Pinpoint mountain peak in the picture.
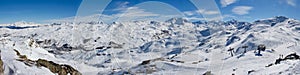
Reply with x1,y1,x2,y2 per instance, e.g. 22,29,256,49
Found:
11,21,38,27
274,16,288,19
254,16,289,25
272,16,289,22
165,17,189,25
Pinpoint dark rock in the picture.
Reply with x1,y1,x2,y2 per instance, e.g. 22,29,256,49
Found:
2,33,11,37
95,46,105,49
166,48,182,55
247,70,255,74
140,60,151,65
108,41,123,48
83,39,91,43
104,59,111,63
265,63,273,67
36,59,81,75
274,53,300,64
140,42,153,53
203,71,212,75
199,29,210,36
0,52,4,75
226,36,240,46
14,49,81,75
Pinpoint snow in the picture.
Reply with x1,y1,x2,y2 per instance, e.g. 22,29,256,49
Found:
0,16,300,75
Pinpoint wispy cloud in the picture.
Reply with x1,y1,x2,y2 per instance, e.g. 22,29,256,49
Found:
183,9,221,21
120,7,159,17
232,6,253,15
220,0,237,7
183,9,219,16
46,7,182,23
286,0,296,6
196,9,219,15
113,1,130,11
183,11,194,16
114,7,162,22
185,16,224,21
223,14,236,19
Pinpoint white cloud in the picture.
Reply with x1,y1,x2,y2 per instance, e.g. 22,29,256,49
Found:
113,1,130,11
286,0,296,6
120,7,159,17
232,6,253,15
223,14,236,18
119,1,130,8
48,6,223,23
183,9,219,16
185,17,204,21
183,11,194,16
221,0,237,7
185,16,224,21
196,9,219,15
46,7,182,23
114,7,164,22
183,9,223,21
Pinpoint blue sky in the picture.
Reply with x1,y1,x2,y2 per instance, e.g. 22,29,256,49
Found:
0,0,81,23
0,0,299,24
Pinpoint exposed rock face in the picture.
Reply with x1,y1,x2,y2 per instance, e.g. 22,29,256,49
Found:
275,53,300,64
266,53,300,68
140,60,151,65
13,49,81,75
108,41,123,49
36,59,81,75
0,52,4,75
203,71,212,75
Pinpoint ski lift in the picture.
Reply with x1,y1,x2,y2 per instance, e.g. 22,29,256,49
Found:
228,47,235,56
256,44,266,56
258,44,266,51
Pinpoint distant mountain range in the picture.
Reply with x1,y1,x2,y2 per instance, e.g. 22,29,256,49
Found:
0,16,300,75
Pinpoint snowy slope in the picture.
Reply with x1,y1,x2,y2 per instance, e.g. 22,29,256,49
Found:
0,16,300,75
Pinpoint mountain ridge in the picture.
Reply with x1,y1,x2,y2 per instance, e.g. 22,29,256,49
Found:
0,16,300,75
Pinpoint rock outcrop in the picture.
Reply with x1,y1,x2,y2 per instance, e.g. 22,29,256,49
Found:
0,51,4,75
203,71,212,75
13,49,81,75
275,53,300,64
36,59,81,75
266,53,300,67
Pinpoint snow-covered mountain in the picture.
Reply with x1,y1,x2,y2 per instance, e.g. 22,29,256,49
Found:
0,16,300,75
